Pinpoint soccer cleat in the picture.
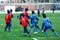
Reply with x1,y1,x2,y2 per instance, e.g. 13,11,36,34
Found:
42,30,44,32
28,33,31,37
24,33,28,36
34,32,38,34
33,38,38,40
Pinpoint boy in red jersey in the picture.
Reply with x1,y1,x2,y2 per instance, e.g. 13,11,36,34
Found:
24,8,29,18
10,9,13,18
19,13,30,36
5,10,12,32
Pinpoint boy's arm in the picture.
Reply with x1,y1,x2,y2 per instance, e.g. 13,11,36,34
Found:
41,23,45,32
20,20,22,25
36,17,39,21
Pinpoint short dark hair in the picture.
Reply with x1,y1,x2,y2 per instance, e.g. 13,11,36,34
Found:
7,10,10,14
42,14,46,18
25,8,28,11
10,9,12,12
32,11,35,14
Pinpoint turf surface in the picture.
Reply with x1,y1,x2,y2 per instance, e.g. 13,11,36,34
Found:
0,13,60,40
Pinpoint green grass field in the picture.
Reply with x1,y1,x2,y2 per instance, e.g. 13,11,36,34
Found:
0,13,60,40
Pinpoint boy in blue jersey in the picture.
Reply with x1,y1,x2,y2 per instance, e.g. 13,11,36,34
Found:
30,11,41,34
42,14,59,37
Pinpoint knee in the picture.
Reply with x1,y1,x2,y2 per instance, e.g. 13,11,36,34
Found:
31,26,33,28
51,29,54,32
44,29,46,32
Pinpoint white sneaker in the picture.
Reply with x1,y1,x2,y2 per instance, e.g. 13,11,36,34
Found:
34,32,38,34
42,30,44,32
33,38,38,40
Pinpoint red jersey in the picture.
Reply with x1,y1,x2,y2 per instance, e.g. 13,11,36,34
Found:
24,11,28,17
5,14,11,24
20,16,28,27
9,11,13,18
10,12,12,15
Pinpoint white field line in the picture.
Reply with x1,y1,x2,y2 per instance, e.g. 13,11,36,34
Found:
33,36,60,39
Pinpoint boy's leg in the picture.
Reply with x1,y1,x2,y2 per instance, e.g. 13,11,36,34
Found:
8,22,12,32
53,10,54,14
8,27,10,32
30,26,33,33
44,28,48,37
51,29,59,37
36,25,42,32
24,27,29,34
33,27,37,32
5,24,8,31
24,27,26,33
33,27,38,34
24,27,27,36
32,24,37,33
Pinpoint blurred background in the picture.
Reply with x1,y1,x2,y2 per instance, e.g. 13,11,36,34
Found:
0,0,60,12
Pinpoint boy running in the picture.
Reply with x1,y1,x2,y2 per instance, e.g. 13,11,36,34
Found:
19,13,30,36
5,10,12,32
30,11,41,34
42,14,59,37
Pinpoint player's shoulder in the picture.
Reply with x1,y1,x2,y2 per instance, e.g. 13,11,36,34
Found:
33,14,36,16
46,18,50,20
43,18,48,21
31,14,35,16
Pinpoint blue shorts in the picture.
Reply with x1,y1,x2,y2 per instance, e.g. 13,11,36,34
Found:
8,21,12,28
32,23,37,27
44,26,53,31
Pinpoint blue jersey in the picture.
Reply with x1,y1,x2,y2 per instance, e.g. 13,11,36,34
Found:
30,14,37,24
42,18,52,27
